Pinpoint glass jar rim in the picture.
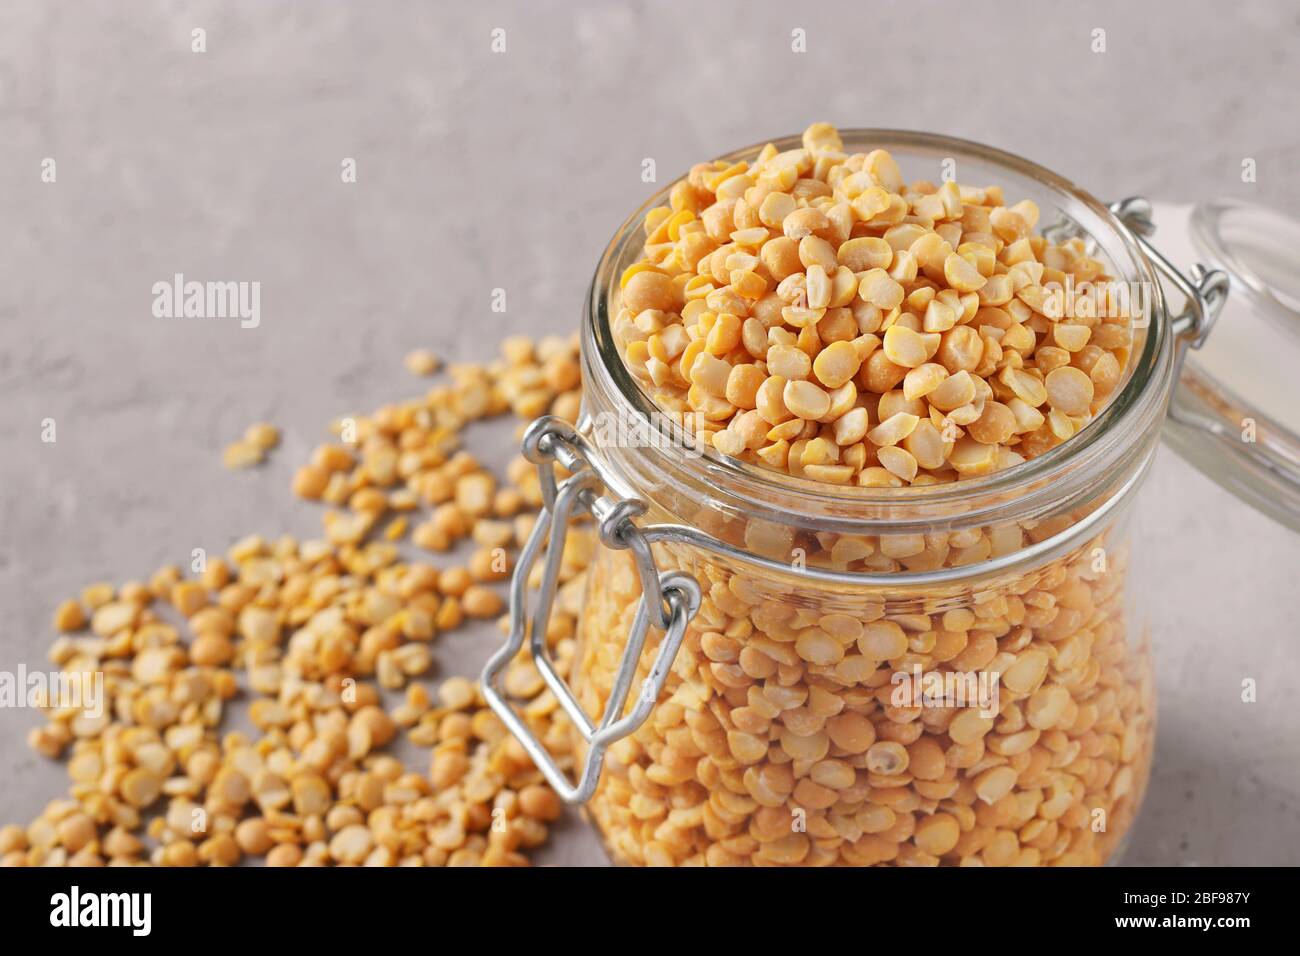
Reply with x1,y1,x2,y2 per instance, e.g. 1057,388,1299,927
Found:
583,128,1173,534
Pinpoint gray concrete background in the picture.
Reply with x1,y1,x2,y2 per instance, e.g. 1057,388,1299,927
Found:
1,0,1297,865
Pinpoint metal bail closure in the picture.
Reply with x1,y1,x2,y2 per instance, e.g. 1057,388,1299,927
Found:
480,416,703,804
1109,197,1230,365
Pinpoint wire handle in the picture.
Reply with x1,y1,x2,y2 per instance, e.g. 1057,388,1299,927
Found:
480,416,702,804
1109,197,1229,355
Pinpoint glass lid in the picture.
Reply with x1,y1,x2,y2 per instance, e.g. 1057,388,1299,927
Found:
1148,198,1300,531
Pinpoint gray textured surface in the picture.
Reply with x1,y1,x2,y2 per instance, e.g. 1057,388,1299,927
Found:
1,0,1298,865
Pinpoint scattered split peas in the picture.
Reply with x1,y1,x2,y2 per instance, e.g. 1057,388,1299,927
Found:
223,422,279,470
291,335,581,557
8,340,585,868
613,122,1135,485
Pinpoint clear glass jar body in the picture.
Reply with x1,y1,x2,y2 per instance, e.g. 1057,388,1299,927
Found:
572,502,1155,866
563,131,1174,866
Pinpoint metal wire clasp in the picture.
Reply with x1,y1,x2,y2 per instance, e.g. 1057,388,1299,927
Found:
1110,197,1230,360
480,416,703,804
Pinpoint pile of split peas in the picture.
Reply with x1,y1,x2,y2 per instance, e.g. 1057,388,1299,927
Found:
3,339,590,867
614,122,1133,486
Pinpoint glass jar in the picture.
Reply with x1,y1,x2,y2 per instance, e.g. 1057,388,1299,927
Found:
482,130,1300,866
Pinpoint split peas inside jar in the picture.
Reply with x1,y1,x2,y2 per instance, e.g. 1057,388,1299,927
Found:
558,123,1157,866
613,122,1132,486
